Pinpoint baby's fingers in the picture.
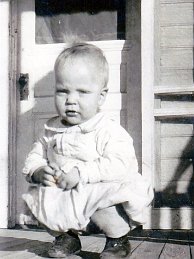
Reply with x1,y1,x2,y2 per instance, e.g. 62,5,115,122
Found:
43,180,57,187
44,166,55,176
44,174,56,183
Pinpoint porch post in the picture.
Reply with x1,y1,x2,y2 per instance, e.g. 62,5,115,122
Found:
0,0,10,228
141,0,155,228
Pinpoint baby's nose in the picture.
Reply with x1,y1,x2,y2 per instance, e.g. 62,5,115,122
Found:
66,92,78,104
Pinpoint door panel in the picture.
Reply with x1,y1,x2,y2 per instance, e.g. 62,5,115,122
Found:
16,0,131,225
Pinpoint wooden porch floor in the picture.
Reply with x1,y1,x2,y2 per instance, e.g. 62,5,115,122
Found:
0,229,194,258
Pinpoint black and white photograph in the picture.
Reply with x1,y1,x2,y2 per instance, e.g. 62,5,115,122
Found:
0,0,194,258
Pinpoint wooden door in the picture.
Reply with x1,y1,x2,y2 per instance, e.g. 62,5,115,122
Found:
15,0,138,226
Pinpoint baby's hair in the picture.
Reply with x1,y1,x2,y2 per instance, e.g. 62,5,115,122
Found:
54,43,109,88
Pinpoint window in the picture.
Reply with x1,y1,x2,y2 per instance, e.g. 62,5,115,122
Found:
35,0,126,43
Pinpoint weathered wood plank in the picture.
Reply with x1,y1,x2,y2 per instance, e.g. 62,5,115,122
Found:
160,69,193,86
0,238,32,250
161,0,194,3
160,159,193,182
80,235,105,253
130,231,166,259
0,236,20,244
189,231,194,257
0,242,52,259
161,136,194,158
161,99,194,109
160,3,193,25
154,107,194,118
160,231,191,258
0,230,191,258
154,86,194,95
160,49,193,69
161,26,193,48
0,229,53,242
0,240,50,257
161,122,193,137
150,209,194,229
130,232,166,258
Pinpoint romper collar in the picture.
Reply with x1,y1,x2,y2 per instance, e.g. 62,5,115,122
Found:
44,112,108,134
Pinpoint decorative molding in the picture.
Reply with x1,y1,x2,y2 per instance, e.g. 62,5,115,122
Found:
154,107,194,118
154,86,194,95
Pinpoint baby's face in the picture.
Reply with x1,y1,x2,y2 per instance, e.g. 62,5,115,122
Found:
55,58,107,126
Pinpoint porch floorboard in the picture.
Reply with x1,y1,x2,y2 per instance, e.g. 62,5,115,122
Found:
0,229,193,258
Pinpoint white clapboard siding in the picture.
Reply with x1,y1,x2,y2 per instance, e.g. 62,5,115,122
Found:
160,48,193,69
151,0,194,229
160,68,193,85
160,3,193,25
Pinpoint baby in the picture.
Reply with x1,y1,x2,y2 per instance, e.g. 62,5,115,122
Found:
23,43,153,258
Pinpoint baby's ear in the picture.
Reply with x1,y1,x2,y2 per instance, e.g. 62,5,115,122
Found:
99,87,108,106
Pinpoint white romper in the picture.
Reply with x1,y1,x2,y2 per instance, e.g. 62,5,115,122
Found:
23,112,153,232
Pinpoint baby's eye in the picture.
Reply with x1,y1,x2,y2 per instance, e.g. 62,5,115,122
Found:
78,90,90,94
56,89,69,94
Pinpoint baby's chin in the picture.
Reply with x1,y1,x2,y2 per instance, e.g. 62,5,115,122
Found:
60,117,83,127
60,115,95,127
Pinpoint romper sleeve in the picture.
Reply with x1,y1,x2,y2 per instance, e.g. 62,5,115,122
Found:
77,124,139,184
23,137,48,183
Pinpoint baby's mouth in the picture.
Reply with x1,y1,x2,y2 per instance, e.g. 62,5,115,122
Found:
66,110,79,116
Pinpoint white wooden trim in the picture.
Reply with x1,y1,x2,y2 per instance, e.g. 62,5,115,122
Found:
141,0,155,181
141,0,155,229
161,0,194,3
154,107,194,118
0,0,10,228
154,86,194,95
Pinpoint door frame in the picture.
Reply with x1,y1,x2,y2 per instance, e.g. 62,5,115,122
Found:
0,0,18,228
9,0,18,228
0,0,10,228
6,0,155,228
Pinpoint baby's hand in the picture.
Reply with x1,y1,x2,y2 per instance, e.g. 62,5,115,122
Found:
54,170,67,189
57,167,80,190
32,166,56,187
